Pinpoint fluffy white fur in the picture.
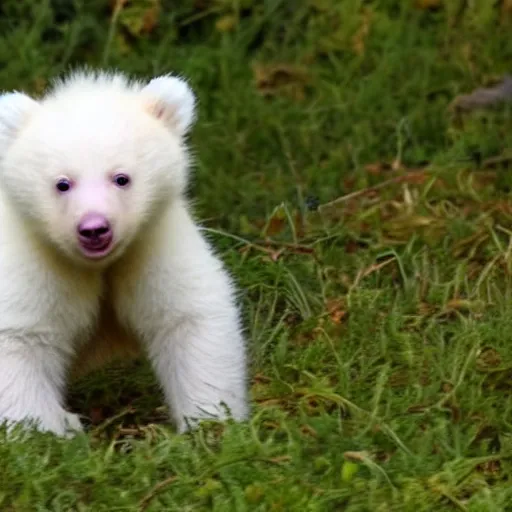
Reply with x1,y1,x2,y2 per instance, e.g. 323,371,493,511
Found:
0,69,248,436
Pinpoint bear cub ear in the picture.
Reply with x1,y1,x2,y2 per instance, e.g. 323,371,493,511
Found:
141,75,196,136
0,92,39,152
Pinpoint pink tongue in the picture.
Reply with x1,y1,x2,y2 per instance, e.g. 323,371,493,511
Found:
83,238,108,250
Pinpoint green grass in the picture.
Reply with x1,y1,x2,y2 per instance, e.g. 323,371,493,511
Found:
2,0,512,510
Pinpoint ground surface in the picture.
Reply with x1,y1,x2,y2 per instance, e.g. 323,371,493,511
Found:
1,1,512,510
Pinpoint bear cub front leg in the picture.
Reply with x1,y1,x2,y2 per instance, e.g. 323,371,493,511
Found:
112,203,249,433
0,336,83,436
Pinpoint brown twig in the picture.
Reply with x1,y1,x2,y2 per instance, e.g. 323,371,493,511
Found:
138,475,178,511
318,172,426,212
90,406,136,436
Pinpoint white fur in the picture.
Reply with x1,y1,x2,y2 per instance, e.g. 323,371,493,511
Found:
0,69,248,436
141,75,196,135
0,92,39,154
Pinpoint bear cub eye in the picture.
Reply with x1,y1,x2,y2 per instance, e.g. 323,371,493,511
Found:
56,178,71,193
113,173,130,188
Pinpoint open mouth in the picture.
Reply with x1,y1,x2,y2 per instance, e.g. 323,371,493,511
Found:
78,237,114,259
76,213,115,260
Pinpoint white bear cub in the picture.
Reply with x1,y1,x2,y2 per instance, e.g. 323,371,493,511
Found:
0,69,248,436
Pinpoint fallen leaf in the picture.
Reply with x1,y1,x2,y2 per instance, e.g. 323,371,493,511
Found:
444,298,481,312
477,460,502,476
325,299,347,324
263,208,287,237
476,347,502,370
343,451,370,462
269,249,285,262
252,63,311,101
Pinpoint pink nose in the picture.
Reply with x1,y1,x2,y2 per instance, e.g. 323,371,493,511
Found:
77,213,112,251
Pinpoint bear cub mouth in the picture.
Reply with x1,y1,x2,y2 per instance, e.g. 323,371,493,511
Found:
78,233,114,259
77,214,114,260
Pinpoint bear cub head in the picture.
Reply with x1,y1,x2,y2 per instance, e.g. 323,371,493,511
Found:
0,69,196,267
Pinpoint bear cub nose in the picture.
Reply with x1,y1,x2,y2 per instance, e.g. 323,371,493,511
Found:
77,213,113,251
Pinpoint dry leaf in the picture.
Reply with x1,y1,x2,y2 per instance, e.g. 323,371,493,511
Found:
325,299,347,324
252,63,310,101
343,450,370,462
269,249,285,262
477,460,502,476
445,298,475,311
476,347,502,370
263,213,287,237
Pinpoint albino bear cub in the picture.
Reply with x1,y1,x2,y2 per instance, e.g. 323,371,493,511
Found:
0,69,248,436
